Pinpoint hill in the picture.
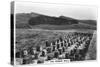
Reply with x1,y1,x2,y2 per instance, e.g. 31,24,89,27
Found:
79,20,97,26
14,12,96,30
60,16,97,26
28,15,78,25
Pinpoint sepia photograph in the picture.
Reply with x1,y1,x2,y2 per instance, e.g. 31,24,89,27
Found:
11,1,97,65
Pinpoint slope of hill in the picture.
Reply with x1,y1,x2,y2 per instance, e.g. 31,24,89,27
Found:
28,15,78,25
59,15,77,20
16,12,40,24
60,16,97,26
15,12,97,30
15,13,79,29
79,20,97,26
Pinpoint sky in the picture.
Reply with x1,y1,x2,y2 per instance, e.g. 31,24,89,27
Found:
15,1,98,20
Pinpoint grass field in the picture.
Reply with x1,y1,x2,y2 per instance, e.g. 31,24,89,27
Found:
16,29,67,51
30,24,96,30
15,29,96,54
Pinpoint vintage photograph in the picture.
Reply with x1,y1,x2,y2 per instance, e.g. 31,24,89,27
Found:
11,1,97,65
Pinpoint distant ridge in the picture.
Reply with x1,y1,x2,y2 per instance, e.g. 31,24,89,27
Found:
59,15,77,20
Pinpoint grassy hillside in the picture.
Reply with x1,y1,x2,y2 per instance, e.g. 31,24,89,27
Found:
16,13,40,24
14,12,96,30
79,20,97,26
28,15,78,25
